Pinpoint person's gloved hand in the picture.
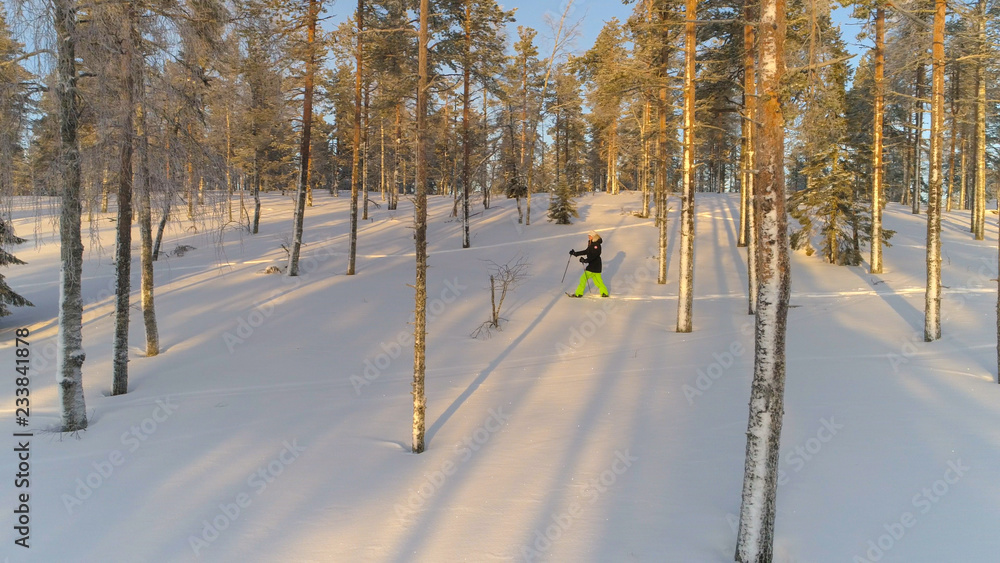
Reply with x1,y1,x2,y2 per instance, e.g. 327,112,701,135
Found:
569,250,574,255
579,257,586,264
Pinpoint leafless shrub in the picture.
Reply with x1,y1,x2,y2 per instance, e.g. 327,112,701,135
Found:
472,256,529,339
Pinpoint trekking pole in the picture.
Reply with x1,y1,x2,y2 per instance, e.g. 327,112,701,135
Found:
560,255,572,284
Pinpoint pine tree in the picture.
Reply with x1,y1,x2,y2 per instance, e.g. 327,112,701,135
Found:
0,219,33,317
546,179,578,224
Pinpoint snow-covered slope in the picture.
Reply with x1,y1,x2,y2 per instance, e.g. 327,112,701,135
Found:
1,191,997,562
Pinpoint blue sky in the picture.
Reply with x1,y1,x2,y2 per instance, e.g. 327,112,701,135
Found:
500,0,635,56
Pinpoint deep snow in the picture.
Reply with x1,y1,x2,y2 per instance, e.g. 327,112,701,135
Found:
1,190,998,562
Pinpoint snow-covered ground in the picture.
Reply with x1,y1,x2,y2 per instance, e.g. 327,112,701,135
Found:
1,190,998,562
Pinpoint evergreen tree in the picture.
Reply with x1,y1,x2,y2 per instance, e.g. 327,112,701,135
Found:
546,179,578,224
0,218,33,317
787,2,893,266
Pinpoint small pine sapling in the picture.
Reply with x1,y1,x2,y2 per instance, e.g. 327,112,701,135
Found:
547,179,578,224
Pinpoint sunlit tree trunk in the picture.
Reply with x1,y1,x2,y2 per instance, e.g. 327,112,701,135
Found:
676,0,696,333
744,0,757,314
924,0,944,342
735,0,791,556
972,0,986,240
657,85,668,285
870,6,885,274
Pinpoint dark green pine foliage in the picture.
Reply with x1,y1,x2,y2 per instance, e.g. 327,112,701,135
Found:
0,218,33,316
787,1,893,265
547,179,578,224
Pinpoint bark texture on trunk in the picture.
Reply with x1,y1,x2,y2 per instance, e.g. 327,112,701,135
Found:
412,0,429,454
735,0,791,557
54,0,88,431
287,0,318,277
925,0,945,342
677,0,697,333
870,7,885,275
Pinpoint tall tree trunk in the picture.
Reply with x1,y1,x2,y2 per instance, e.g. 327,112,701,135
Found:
112,11,136,396
744,0,757,314
959,135,967,211
413,0,429,454
461,0,472,248
226,107,233,222
363,83,370,220
287,0,318,276
658,85,668,285
392,103,402,211
946,62,957,213
642,100,651,217
870,6,885,274
912,64,924,215
925,0,945,342
972,0,986,240
348,0,363,274
186,127,194,221
735,0,791,556
54,0,88,431
133,9,158,357
380,118,386,201
677,0,696,333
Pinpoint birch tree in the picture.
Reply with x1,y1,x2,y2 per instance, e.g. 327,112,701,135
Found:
743,0,757,313
924,0,945,342
735,0,791,555
676,0,696,333
54,0,88,431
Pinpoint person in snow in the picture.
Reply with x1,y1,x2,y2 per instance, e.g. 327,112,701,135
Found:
569,231,609,297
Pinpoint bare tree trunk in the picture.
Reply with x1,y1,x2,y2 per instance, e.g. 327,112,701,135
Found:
973,0,986,240
870,7,885,274
287,0,318,276
657,85,668,285
112,10,136,396
413,0,429,454
186,128,194,221
946,62,958,213
132,10,158,357
54,0,88,431
348,0,363,274
912,64,924,215
677,0,696,333
642,99,651,218
735,0,791,556
959,135,967,211
226,107,233,222
744,0,757,314
380,118,386,201
461,1,472,248
363,84,370,220
925,0,944,342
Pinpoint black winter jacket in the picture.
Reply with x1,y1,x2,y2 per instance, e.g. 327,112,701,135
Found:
572,239,603,273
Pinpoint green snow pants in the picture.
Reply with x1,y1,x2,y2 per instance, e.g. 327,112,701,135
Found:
575,271,608,297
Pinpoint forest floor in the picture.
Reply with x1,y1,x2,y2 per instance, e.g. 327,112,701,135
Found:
1,190,998,562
